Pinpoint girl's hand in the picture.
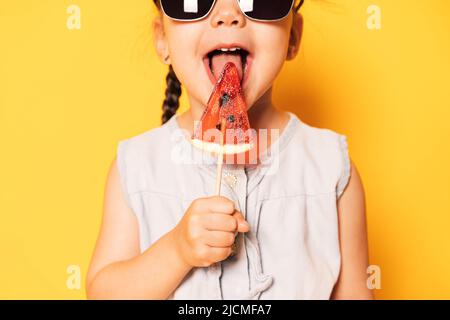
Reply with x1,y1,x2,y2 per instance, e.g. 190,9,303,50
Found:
173,196,250,268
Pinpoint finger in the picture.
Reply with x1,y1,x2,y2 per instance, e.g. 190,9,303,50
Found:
208,246,233,263
232,211,250,233
206,196,235,215
203,213,237,232
204,230,236,247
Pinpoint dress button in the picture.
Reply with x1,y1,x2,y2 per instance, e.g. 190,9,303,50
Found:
223,172,237,189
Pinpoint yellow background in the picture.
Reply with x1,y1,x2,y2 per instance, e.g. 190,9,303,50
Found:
1,0,449,299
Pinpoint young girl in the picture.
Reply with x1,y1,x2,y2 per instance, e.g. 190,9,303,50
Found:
86,0,372,300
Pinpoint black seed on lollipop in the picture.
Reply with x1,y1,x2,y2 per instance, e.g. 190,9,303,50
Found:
227,115,235,123
219,93,230,107
216,123,222,130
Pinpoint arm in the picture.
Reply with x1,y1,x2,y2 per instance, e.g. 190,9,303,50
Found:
330,159,374,300
86,159,192,300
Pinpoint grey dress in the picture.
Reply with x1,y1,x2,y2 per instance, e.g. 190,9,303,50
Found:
116,111,351,299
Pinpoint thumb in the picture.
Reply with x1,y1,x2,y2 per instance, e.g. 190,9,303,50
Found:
233,211,250,233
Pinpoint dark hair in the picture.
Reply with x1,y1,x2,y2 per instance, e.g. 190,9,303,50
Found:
152,2,182,125
161,65,182,124
153,0,305,124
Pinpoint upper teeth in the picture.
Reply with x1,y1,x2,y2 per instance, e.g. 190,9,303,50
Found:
219,47,241,52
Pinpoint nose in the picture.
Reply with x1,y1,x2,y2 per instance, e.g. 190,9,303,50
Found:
210,0,246,28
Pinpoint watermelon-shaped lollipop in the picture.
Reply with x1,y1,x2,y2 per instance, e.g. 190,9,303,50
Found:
190,62,254,257
191,62,254,157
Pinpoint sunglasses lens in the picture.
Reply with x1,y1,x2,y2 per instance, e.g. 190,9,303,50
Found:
160,0,215,20
239,0,294,20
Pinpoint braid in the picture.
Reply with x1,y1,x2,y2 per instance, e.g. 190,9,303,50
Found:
161,65,182,124
296,0,305,12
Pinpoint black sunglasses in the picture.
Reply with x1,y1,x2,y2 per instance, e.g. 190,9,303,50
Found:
159,0,304,22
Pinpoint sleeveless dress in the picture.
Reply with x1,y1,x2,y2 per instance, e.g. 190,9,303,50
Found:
116,111,351,299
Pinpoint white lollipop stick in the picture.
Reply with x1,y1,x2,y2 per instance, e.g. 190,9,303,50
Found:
215,118,226,196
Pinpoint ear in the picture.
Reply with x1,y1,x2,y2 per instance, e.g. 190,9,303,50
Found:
153,15,171,65
286,13,303,61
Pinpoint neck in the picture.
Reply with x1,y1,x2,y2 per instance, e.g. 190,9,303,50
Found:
247,87,281,132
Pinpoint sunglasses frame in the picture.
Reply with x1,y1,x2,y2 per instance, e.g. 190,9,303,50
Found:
159,0,304,23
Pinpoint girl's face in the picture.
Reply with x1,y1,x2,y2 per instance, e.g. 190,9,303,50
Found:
154,0,303,112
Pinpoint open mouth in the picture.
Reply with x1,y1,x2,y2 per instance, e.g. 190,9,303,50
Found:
203,46,251,87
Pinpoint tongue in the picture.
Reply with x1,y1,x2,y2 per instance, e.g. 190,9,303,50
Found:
211,53,243,82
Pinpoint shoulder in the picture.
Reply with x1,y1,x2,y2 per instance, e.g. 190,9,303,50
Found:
338,159,365,206
289,116,349,168
118,122,172,157
116,120,177,194
287,115,351,195
117,119,179,171
292,117,347,150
